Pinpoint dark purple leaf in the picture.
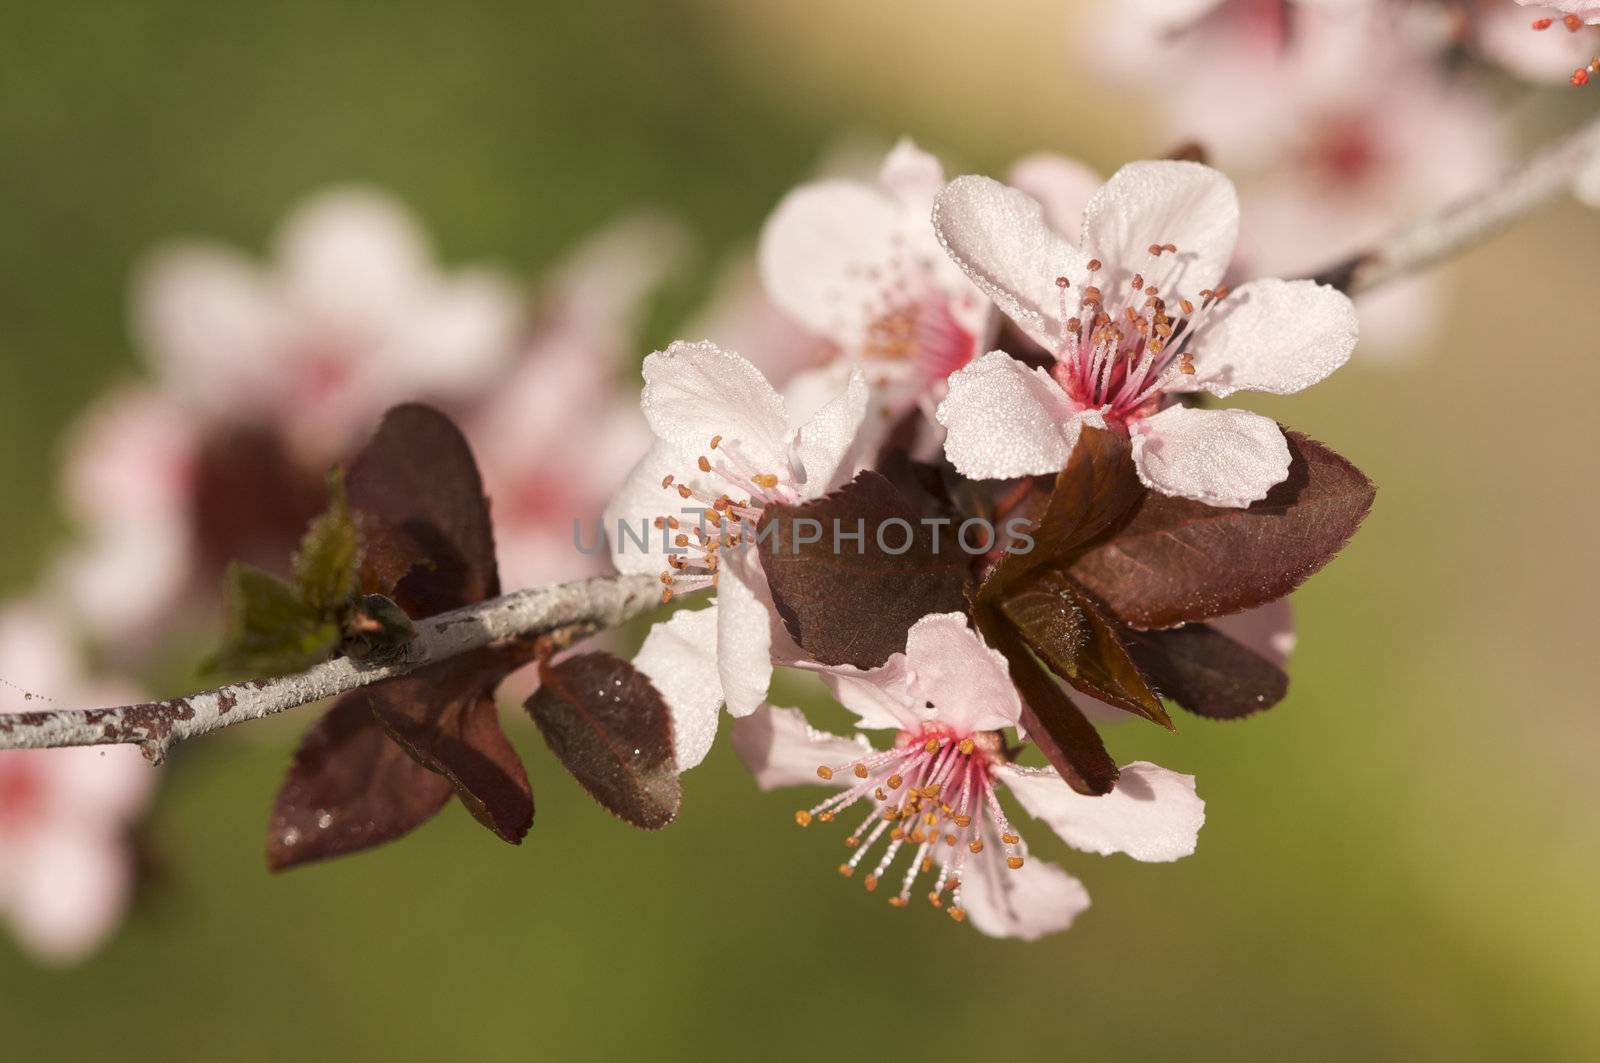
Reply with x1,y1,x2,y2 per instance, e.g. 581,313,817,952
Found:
1126,622,1289,720
758,471,970,669
346,403,499,613
192,425,327,581
267,692,453,871
525,653,680,830
976,608,1119,796
369,645,537,844
1068,430,1375,628
998,571,1172,729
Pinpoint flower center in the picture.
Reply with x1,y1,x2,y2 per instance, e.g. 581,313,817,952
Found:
863,293,977,382
795,725,1028,922
1048,252,1229,425
655,433,798,603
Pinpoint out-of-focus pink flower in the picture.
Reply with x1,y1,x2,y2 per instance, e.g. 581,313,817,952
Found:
469,213,687,592
730,613,1204,939
1095,2,1510,359
133,186,523,464
933,161,1357,508
0,601,155,965
682,255,838,390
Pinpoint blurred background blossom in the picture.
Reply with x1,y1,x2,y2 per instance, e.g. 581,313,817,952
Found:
0,1,1595,1059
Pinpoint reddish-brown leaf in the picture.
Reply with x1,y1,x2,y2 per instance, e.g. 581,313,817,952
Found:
1125,622,1289,720
757,471,971,669
369,645,537,844
976,608,1119,796
1068,431,1374,628
526,653,680,830
998,571,1172,729
267,692,453,871
346,403,499,613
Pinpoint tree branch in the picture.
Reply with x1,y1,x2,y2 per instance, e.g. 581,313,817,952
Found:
1311,111,1600,296
0,574,661,762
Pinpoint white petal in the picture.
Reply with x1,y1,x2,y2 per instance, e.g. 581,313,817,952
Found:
641,341,792,474
1131,406,1290,508
729,705,872,791
937,351,1081,479
1182,279,1357,398
960,846,1090,941
388,269,522,397
276,186,431,330
903,613,1022,733
6,828,132,965
1578,147,1600,209
716,549,776,718
633,606,724,772
758,179,904,347
878,137,946,214
602,438,689,575
1080,161,1238,299
1006,153,1102,239
932,175,1089,350
997,760,1205,862
801,654,924,731
1209,599,1295,669
131,243,283,412
791,368,869,495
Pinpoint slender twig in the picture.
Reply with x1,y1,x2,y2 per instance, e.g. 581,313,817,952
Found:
0,574,661,761
1311,111,1600,296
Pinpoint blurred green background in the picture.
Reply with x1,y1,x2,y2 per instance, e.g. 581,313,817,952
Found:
1,2,1596,1059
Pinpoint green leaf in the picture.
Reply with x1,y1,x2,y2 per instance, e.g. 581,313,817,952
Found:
204,563,340,676
999,570,1172,730
293,467,361,619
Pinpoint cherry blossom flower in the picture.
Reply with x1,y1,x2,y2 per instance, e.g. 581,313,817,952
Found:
730,613,1204,939
932,160,1358,507
758,139,990,437
0,601,155,964
603,340,868,747
1474,2,1600,82
1515,0,1600,24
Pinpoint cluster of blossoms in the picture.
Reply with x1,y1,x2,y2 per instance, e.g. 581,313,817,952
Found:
601,146,1367,937
1,189,688,962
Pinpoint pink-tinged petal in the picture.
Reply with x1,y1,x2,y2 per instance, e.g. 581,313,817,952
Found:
801,654,924,732
1514,0,1600,24
758,179,904,347
633,606,724,771
275,186,431,330
997,760,1205,862
878,137,946,214
1348,274,1440,364
792,368,869,495
1131,406,1290,508
937,351,1081,479
641,341,791,474
1079,160,1238,299
60,388,197,528
389,269,523,398
603,438,687,575
1210,598,1295,669
6,828,132,965
1182,278,1357,398
903,613,1022,733
685,254,836,388
1482,4,1600,82
1006,153,1103,239
1576,150,1600,209
131,242,283,412
729,704,872,791
716,549,776,718
932,176,1090,350
544,211,690,358
959,846,1091,941
51,520,192,644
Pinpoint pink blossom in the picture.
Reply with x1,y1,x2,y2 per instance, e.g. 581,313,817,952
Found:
758,139,991,439
0,602,155,964
604,340,868,737
1515,0,1600,23
932,160,1357,507
730,614,1204,939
